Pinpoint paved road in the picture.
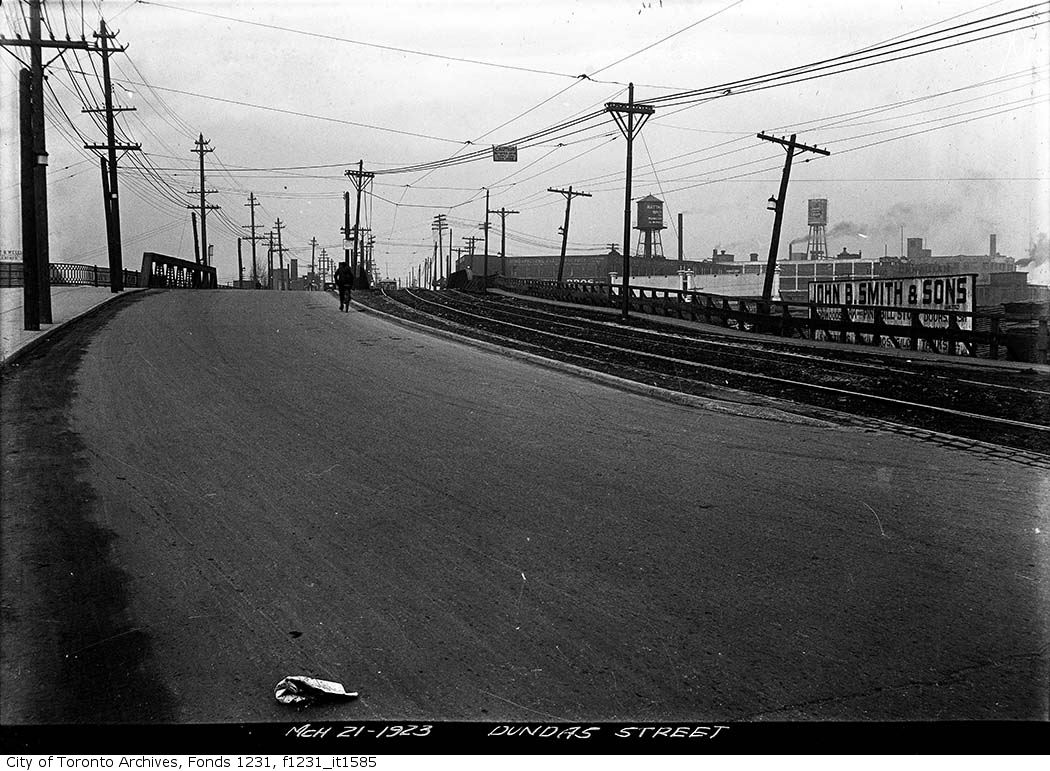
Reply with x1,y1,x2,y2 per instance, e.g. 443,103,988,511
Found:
2,289,1047,723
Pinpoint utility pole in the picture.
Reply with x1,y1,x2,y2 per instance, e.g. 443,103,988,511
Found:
19,69,39,329
756,132,830,303
267,231,275,289
188,134,219,270
487,206,520,278
25,0,51,320
548,186,592,283
432,214,448,287
319,248,328,285
342,191,351,270
1,1,101,323
274,218,288,290
345,161,374,285
310,236,318,285
82,19,139,293
463,235,479,260
2,7,144,318
237,238,244,287
243,192,264,288
191,211,201,265
606,83,655,320
447,227,453,280
367,234,376,284
677,212,684,267
482,189,491,287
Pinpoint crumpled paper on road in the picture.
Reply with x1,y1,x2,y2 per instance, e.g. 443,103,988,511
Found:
274,676,359,706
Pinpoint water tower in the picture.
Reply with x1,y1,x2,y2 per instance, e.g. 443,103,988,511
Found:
635,194,666,260
806,198,828,260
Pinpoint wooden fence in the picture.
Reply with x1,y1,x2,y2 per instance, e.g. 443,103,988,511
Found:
495,277,1049,364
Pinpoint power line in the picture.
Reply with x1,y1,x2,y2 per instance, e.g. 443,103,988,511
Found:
641,4,1049,109
136,0,588,81
590,0,744,78
58,68,468,144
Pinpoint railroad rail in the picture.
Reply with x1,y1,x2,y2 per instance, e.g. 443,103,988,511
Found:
364,288,1050,458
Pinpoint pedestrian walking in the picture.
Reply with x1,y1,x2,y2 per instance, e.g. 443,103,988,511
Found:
334,261,353,312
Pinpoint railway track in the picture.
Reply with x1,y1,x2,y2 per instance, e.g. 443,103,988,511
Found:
359,288,1050,459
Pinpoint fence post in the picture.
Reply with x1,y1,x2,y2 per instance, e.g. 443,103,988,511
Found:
872,308,882,347
910,310,921,351
989,317,1000,359
780,303,790,337
1038,318,1048,365
93,265,99,287
840,305,849,343
947,312,959,356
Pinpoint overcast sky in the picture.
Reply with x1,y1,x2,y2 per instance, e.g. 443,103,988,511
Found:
2,0,1048,285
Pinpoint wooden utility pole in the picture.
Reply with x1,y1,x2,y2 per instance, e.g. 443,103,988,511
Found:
243,192,263,288
549,186,591,283
756,132,830,303
84,19,139,292
488,206,520,278
274,218,288,290
482,188,490,287
28,1,50,320
345,161,374,285
18,69,39,330
237,238,244,287
367,234,376,284
310,236,318,285
191,212,201,265
432,214,448,287
677,212,684,267
267,231,275,289
188,134,219,269
463,235,479,259
3,6,140,320
342,191,351,269
606,83,655,320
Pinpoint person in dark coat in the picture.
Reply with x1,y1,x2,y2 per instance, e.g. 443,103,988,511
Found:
334,261,353,312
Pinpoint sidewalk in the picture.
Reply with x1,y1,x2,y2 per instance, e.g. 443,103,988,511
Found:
0,285,144,366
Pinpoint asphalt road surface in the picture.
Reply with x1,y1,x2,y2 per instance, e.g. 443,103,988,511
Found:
2,289,1047,724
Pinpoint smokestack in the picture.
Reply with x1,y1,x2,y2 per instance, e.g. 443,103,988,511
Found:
989,234,997,258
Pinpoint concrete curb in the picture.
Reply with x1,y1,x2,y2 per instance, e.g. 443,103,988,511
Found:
0,288,149,371
349,297,841,429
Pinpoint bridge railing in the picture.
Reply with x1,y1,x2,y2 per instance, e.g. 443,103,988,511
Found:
50,262,143,288
0,261,142,288
494,276,1049,363
139,252,217,289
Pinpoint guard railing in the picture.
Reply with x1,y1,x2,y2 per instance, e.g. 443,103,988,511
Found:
494,277,1049,364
